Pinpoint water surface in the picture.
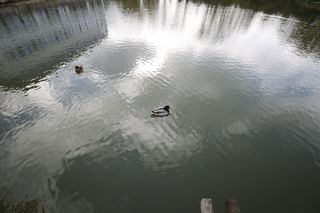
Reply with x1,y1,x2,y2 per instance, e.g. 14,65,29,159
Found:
0,0,320,213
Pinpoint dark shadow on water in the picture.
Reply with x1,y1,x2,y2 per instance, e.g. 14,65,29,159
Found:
0,189,46,213
53,119,320,213
55,130,205,213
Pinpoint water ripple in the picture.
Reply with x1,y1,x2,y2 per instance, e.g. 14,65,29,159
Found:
1,0,320,212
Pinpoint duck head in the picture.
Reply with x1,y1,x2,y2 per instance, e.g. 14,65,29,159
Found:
163,105,170,112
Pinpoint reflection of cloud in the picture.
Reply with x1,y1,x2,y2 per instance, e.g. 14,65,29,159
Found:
1,0,320,177
226,120,252,136
1,0,320,210
105,0,319,102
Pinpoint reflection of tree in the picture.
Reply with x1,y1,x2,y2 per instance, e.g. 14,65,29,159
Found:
290,22,320,58
120,0,139,10
296,0,320,11
1,0,318,90
0,0,108,89
198,0,319,19
0,190,45,213
117,0,320,18
129,0,320,58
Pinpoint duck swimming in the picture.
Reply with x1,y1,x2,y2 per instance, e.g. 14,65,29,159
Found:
75,65,84,74
151,105,170,117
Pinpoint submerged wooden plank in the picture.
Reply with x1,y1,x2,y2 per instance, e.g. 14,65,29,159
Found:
200,198,214,213
225,199,241,213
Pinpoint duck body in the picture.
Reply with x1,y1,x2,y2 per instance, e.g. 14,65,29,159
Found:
151,105,170,117
75,65,84,74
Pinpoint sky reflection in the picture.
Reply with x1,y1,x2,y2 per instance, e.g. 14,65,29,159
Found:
0,0,320,212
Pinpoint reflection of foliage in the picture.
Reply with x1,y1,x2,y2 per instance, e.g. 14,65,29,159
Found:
200,0,320,58
0,191,45,213
0,0,108,90
290,22,320,58
191,0,319,19
119,0,320,26
120,0,139,9
296,0,320,11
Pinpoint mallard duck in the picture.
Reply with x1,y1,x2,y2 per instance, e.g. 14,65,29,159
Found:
151,105,170,117
75,65,83,74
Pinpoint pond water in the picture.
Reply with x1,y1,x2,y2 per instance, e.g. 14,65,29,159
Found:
0,0,320,212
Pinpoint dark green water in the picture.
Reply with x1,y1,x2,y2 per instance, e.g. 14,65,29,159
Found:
0,0,320,212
